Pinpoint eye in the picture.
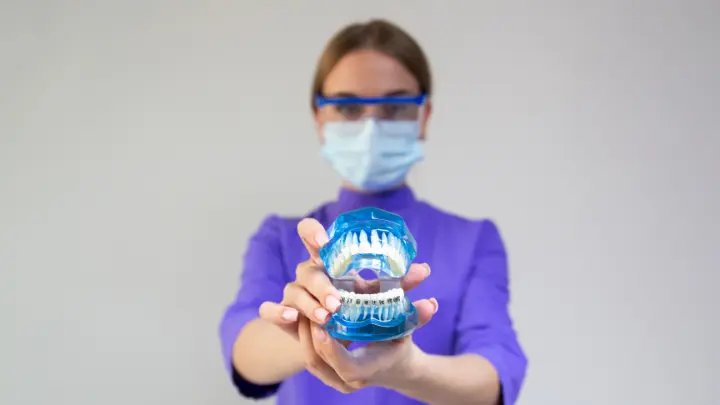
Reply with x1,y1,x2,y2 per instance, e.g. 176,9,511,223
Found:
381,103,409,119
334,104,364,119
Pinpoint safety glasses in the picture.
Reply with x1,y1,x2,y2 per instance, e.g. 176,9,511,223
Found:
315,94,427,122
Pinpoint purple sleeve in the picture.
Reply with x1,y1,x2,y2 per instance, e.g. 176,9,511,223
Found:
218,215,290,399
454,219,528,405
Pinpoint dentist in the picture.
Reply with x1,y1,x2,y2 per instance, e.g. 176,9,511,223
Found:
219,19,528,405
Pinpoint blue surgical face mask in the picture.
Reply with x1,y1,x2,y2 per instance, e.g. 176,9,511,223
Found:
320,118,424,192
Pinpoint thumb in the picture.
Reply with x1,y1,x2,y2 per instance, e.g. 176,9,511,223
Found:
412,298,438,328
297,218,329,264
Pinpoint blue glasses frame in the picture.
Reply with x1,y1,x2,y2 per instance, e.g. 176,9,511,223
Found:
315,94,427,107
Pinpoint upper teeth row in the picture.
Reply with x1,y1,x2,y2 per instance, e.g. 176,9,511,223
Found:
327,230,407,277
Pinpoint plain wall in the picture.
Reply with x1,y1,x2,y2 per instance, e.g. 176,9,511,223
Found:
2,1,718,404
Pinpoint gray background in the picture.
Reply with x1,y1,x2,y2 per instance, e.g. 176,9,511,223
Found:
1,1,718,404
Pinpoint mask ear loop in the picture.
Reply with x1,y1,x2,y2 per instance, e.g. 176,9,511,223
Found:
418,104,426,139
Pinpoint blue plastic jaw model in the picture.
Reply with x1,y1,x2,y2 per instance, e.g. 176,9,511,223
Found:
319,207,419,342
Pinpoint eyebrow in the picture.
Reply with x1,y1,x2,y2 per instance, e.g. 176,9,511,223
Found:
324,89,417,98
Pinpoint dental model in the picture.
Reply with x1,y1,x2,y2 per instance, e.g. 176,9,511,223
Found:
319,207,419,342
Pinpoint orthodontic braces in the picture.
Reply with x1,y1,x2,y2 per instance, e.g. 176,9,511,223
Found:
337,289,406,322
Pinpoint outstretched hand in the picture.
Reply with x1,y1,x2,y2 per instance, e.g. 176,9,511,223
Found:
257,217,438,393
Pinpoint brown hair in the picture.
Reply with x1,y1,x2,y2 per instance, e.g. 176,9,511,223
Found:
310,19,432,109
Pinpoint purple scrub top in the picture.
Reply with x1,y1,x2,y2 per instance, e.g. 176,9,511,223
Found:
219,185,528,405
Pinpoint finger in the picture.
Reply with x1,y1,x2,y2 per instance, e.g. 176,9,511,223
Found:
354,277,380,294
296,261,342,313
282,283,331,324
298,317,356,393
412,298,439,328
310,322,366,386
258,301,299,324
352,262,430,295
346,270,381,297
385,298,438,344
400,263,431,292
297,218,329,264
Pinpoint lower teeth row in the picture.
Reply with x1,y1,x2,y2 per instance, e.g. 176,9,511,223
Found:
337,289,407,322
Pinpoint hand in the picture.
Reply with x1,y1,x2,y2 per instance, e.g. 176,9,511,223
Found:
257,217,436,393
307,297,437,392
258,217,431,339
256,217,335,340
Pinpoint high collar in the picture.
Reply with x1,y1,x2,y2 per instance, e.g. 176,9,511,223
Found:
330,185,418,217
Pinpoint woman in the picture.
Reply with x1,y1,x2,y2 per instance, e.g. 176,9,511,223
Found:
219,19,527,405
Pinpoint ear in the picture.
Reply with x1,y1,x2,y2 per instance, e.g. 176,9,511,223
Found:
419,99,432,141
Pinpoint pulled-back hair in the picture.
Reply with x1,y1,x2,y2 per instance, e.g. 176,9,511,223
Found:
310,19,432,109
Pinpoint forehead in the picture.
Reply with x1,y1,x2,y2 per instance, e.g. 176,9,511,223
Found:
322,49,421,97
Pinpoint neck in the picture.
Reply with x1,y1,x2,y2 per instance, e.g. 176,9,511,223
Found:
341,180,408,194
331,181,416,218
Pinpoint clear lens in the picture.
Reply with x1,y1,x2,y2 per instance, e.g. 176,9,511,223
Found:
316,94,426,122
323,102,421,121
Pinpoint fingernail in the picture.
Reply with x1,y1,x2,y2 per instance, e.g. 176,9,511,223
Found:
312,325,327,342
281,309,298,321
314,307,330,323
430,297,439,314
325,295,341,312
315,233,329,247
423,263,432,276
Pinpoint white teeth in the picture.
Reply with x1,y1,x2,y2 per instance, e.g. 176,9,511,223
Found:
371,230,381,247
351,233,359,255
327,231,407,277
338,289,406,322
